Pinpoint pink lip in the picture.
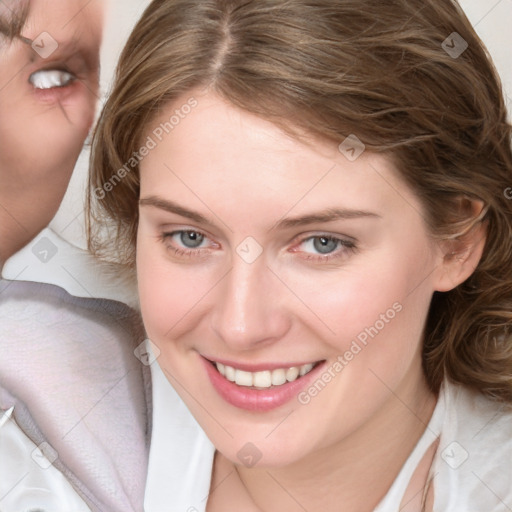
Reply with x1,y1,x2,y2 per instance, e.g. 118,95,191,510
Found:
202,358,326,412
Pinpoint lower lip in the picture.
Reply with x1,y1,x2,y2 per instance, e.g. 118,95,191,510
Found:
34,84,72,100
34,81,84,105
203,358,325,412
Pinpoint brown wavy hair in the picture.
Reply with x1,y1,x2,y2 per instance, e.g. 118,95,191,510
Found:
88,0,512,401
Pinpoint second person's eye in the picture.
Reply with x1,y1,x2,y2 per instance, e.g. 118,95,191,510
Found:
29,69,76,90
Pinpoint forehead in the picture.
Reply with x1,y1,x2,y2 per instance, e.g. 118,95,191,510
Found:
139,91,425,229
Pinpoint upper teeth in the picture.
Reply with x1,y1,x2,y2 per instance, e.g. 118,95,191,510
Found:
215,362,314,388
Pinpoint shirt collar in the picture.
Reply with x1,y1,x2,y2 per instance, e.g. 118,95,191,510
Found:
1,227,138,308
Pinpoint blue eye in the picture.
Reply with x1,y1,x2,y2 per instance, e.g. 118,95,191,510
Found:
160,229,215,259
302,236,347,255
29,69,75,89
176,230,205,248
292,234,357,262
312,236,339,254
162,229,213,250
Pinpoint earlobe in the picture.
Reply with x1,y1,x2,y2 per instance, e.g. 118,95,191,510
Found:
434,218,487,293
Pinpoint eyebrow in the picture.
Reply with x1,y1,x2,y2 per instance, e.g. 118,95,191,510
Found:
139,196,380,229
274,208,381,229
139,196,210,224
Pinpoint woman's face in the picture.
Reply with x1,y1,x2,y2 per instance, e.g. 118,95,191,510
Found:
137,92,447,467
0,0,101,255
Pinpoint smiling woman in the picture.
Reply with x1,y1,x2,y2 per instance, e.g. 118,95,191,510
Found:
0,0,101,266
89,0,512,510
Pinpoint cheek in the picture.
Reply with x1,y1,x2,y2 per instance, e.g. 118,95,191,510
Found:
307,271,407,339
0,83,94,179
33,84,96,166
136,236,212,343
56,81,97,134
287,240,436,357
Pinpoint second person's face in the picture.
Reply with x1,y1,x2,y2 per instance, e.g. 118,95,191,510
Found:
0,0,102,254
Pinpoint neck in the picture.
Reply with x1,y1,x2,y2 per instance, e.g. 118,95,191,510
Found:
229,369,437,512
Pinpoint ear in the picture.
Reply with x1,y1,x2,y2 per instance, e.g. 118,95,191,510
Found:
433,199,487,293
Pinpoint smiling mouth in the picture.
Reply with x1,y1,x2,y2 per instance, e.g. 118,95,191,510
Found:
212,361,322,389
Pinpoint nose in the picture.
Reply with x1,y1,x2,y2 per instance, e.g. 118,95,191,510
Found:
210,255,291,350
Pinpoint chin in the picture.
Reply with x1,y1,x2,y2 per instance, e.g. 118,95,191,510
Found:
210,424,316,470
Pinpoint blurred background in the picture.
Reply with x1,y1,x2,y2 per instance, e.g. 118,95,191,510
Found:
50,0,512,249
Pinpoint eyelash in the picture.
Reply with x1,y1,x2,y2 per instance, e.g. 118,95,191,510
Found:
160,230,357,263
160,230,213,259
291,235,357,263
